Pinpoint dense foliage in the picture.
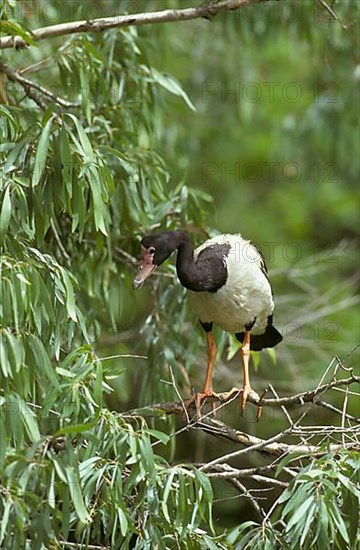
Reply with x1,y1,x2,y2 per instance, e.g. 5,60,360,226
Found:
0,0,359,548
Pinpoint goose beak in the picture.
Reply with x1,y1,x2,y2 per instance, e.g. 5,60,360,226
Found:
133,246,157,290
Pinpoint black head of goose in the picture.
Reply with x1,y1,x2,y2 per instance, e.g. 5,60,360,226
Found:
133,230,282,414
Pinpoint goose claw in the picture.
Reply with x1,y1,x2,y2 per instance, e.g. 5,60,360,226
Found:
184,391,220,418
241,385,262,419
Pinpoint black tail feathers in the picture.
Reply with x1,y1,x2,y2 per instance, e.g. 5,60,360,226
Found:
236,323,283,352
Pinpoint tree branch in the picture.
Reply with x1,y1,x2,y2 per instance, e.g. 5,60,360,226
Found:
193,416,359,463
0,61,79,108
124,370,360,467
227,477,266,519
125,374,360,419
0,0,263,50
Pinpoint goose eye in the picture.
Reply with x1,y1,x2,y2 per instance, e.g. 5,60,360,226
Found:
148,247,156,254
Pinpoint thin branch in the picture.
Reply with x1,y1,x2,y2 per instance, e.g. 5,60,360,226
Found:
207,468,289,488
195,417,359,467
228,478,266,520
267,383,294,426
50,219,71,261
316,0,340,23
0,62,80,108
315,399,359,423
197,462,299,479
125,375,360,418
124,361,360,467
0,1,263,50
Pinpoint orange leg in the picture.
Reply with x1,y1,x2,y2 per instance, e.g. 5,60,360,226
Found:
194,332,219,414
240,330,262,418
240,330,252,410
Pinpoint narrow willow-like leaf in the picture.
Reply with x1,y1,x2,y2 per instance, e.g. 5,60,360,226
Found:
0,500,12,545
59,126,73,198
162,469,176,523
65,465,91,524
28,334,59,388
328,502,350,544
48,468,56,510
0,105,19,133
0,185,11,245
148,68,196,111
117,506,128,537
300,502,316,546
93,360,103,407
0,334,10,378
66,113,94,161
5,332,24,373
31,118,53,187
87,167,108,236
55,422,96,436
145,429,170,445
59,267,78,322
18,396,41,442
285,496,314,533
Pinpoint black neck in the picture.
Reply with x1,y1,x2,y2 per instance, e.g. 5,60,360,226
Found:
171,231,225,292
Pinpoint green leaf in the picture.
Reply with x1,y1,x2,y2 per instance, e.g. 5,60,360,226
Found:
48,468,56,510
65,465,91,524
275,452,307,477
117,506,128,537
60,126,73,197
139,435,154,473
337,472,359,498
300,502,316,546
59,268,77,322
93,360,103,407
162,469,176,523
0,20,37,46
5,332,24,373
0,105,19,132
87,167,108,236
66,113,94,161
226,334,241,361
19,397,41,442
329,502,350,544
55,422,96,436
28,334,59,389
285,496,314,532
0,185,11,245
149,68,196,111
145,429,170,445
0,500,12,545
31,118,53,187
0,334,10,378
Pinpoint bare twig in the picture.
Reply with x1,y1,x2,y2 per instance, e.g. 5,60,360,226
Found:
315,399,359,423
0,62,80,108
228,478,266,520
267,383,294,426
196,416,359,466
316,0,340,23
50,219,71,261
0,0,264,50
207,466,289,488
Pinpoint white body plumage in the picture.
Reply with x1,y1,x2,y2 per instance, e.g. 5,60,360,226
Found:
188,234,274,335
